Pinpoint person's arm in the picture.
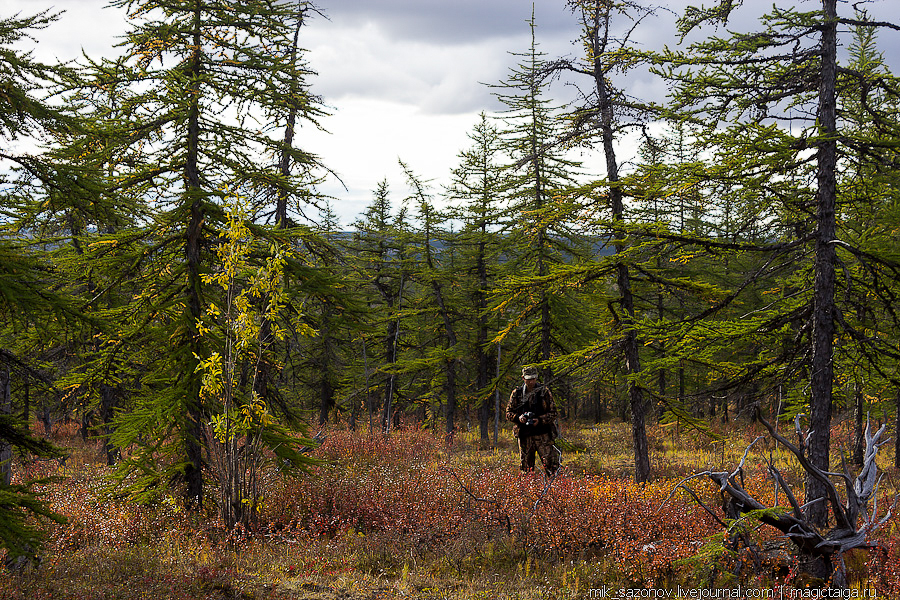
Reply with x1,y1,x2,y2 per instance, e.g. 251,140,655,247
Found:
538,387,557,426
506,388,523,423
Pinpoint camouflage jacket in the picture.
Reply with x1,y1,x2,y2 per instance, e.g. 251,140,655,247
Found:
505,384,558,439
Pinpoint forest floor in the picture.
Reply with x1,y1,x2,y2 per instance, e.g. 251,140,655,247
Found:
1,417,898,599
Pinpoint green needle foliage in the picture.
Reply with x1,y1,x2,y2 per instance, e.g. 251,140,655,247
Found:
0,413,66,568
0,10,78,567
446,114,508,442
646,0,900,548
346,181,415,433
65,0,331,506
491,15,592,387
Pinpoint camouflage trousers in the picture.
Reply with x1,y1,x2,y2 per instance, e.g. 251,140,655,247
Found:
517,432,560,476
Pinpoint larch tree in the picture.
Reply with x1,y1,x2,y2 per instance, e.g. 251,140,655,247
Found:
0,10,86,566
653,0,900,576
399,162,463,437
834,19,900,469
251,0,329,425
492,15,588,391
348,181,412,433
446,113,507,444
85,0,328,507
542,0,660,481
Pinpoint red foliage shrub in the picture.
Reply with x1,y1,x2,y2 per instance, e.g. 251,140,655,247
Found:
16,423,900,593
262,428,721,584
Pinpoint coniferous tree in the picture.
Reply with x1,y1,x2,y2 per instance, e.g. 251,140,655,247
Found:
651,1,900,575
397,161,464,437
81,0,328,506
0,10,83,566
278,225,363,428
492,15,589,396
833,19,900,467
541,0,661,480
447,114,508,443
348,182,412,433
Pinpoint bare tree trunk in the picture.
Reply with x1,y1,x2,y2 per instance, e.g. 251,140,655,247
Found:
80,407,92,442
805,0,838,536
894,387,900,469
182,1,206,508
445,362,457,440
853,384,864,467
21,375,29,426
318,367,334,426
99,384,120,466
426,272,459,439
349,397,358,431
656,257,667,400
0,370,11,486
274,2,305,230
476,243,492,444
382,318,398,434
587,4,650,482
255,4,309,424
362,339,372,433
40,402,51,437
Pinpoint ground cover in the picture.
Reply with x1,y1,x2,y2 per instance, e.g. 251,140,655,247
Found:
1,419,898,598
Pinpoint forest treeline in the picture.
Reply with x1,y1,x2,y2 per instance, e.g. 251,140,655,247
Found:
2,0,900,567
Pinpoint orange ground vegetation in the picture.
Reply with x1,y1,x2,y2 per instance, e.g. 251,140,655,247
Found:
2,421,900,598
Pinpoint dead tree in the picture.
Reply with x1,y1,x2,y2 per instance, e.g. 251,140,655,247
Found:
667,413,894,587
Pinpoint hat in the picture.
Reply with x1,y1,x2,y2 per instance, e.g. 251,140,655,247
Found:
522,366,538,380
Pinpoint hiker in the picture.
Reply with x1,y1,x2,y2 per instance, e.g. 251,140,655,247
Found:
506,366,560,477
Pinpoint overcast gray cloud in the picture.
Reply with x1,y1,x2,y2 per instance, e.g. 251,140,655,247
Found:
303,20,521,115
6,0,900,224
301,0,585,116
315,0,578,46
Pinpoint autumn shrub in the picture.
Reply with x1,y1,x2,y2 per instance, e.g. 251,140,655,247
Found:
260,427,723,587
312,427,448,470
39,466,196,553
9,421,900,598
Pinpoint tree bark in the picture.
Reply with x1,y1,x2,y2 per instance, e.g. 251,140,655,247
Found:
893,387,900,468
476,238,492,443
99,384,120,466
0,370,11,486
529,95,552,366
274,2,305,230
182,0,206,508
318,348,335,426
428,273,459,438
586,3,650,482
894,387,900,469
805,0,838,532
382,316,398,433
853,384,864,467
21,375,29,425
40,402,51,436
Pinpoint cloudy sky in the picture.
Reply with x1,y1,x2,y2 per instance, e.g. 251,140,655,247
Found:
6,0,900,225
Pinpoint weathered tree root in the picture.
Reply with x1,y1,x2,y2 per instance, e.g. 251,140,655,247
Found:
664,412,895,587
